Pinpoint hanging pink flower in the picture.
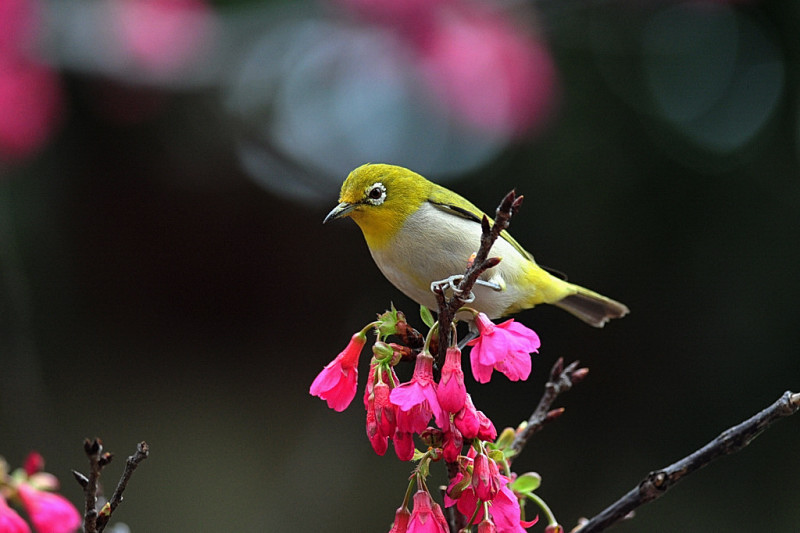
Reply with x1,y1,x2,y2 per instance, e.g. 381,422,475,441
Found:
454,394,480,439
441,421,463,463
390,352,446,434
478,516,498,533
476,408,497,442
366,401,389,456
437,346,467,414
17,484,81,533
0,496,30,533
468,313,540,383
407,491,448,533
388,505,411,533
472,453,501,502
310,331,367,411
393,429,415,462
445,453,536,533
488,483,535,533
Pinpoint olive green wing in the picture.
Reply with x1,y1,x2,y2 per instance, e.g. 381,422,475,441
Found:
427,183,536,263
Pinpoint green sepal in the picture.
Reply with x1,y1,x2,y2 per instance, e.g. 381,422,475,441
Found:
376,305,400,338
487,448,505,464
419,305,435,329
411,449,426,462
495,427,516,450
510,472,542,494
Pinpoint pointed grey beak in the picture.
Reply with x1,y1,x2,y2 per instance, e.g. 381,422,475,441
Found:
323,202,357,224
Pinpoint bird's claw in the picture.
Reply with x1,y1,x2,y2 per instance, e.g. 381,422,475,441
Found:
430,275,476,303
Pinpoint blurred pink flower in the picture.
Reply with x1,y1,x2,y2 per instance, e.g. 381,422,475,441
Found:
0,0,39,58
23,452,44,477
17,484,81,533
110,0,213,75
0,62,63,161
416,7,557,136
0,496,31,533
0,0,63,161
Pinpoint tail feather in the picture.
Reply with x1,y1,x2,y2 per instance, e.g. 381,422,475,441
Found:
554,286,629,328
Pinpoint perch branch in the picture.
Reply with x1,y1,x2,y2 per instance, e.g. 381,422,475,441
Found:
576,391,800,533
433,190,523,361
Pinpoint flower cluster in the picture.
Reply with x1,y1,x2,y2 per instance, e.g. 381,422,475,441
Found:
310,306,562,532
0,452,82,533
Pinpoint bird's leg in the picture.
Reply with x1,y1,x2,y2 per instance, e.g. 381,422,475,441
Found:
474,279,502,291
457,327,479,350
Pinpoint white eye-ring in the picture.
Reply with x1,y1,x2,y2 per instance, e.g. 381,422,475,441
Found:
365,182,387,205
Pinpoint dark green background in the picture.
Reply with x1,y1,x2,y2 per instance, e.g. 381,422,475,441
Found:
1,1,798,531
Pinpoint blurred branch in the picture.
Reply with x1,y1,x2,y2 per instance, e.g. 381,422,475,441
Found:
576,391,800,533
73,439,150,533
432,190,523,360
510,358,589,458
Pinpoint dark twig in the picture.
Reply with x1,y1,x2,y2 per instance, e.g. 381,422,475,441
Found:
510,358,589,458
74,439,149,533
434,190,523,362
576,391,800,533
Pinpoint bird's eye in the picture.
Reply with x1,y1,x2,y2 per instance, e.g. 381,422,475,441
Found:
365,182,387,205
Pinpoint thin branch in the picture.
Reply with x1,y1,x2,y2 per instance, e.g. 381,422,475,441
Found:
96,441,150,531
576,391,800,533
75,439,149,533
510,358,589,458
434,190,523,360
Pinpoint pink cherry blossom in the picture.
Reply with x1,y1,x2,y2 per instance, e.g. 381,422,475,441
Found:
478,517,498,533
468,313,540,384
388,505,411,533
310,332,366,411
441,421,463,463
366,402,389,456
454,393,480,439
393,429,415,461
0,496,30,533
445,454,535,533
407,491,448,533
17,484,81,533
436,346,467,414
472,453,501,502
390,352,446,434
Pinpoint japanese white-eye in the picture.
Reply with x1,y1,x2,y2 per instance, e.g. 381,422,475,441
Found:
324,163,629,327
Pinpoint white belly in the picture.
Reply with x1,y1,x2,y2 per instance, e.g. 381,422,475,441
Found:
369,202,534,318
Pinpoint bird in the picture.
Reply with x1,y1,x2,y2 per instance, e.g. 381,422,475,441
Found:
324,163,628,327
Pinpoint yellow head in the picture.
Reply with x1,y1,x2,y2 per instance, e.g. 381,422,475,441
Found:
324,163,433,249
